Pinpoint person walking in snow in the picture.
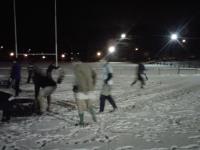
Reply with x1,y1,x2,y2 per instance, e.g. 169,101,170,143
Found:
10,58,21,96
26,61,34,83
46,62,60,112
73,59,97,126
32,64,63,114
0,91,12,122
99,58,117,113
131,62,148,88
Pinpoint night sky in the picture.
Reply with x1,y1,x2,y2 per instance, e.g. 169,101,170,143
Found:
0,0,200,60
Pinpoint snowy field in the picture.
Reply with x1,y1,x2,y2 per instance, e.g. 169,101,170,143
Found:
1,62,200,150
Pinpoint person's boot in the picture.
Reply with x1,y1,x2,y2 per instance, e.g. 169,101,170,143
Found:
88,107,97,122
79,113,84,126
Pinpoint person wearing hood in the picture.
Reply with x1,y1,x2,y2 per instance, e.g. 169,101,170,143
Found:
99,57,117,113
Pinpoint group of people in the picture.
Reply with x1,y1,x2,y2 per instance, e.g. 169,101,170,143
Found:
71,58,147,126
1,58,147,126
0,59,62,122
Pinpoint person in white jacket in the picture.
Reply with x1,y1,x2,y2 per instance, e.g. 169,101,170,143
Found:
99,58,117,113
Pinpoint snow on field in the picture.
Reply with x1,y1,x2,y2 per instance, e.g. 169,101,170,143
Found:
1,62,200,150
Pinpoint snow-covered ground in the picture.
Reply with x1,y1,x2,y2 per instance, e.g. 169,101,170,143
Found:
1,62,200,150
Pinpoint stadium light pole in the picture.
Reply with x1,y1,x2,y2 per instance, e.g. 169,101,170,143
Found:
13,0,18,58
55,0,58,66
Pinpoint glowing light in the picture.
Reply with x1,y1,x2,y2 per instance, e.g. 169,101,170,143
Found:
42,56,46,59
108,46,115,53
10,52,14,57
61,54,65,58
135,48,139,51
97,51,101,57
121,33,126,39
24,54,28,57
171,33,178,40
182,39,186,43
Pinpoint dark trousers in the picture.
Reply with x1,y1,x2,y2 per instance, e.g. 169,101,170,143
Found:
0,91,12,121
27,71,33,83
99,95,117,112
131,74,145,88
14,79,20,96
34,83,41,113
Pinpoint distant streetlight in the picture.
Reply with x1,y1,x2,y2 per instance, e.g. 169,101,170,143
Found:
0,45,3,49
10,52,15,57
24,54,28,57
121,33,126,39
61,54,65,58
108,46,115,53
42,56,46,59
97,51,101,57
135,48,139,51
182,39,186,43
170,33,178,41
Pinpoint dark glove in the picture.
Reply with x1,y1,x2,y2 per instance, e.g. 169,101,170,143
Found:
57,78,62,84
73,85,78,93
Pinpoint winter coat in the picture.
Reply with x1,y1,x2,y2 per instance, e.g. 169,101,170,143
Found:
102,62,113,85
47,64,59,78
33,66,57,88
138,63,145,74
10,62,21,80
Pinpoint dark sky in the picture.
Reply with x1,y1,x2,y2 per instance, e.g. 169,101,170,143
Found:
0,0,200,59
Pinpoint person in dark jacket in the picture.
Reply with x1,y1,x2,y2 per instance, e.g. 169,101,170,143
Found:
26,61,34,83
10,58,21,96
46,62,60,111
0,91,12,122
131,63,148,88
32,64,63,114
